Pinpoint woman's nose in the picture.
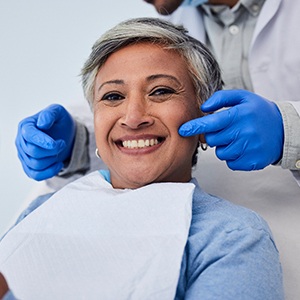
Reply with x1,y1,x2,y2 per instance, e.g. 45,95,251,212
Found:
120,99,154,129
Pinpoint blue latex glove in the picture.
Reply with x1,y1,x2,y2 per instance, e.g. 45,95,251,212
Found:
15,104,76,180
179,90,284,171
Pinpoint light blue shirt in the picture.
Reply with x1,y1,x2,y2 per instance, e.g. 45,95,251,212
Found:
2,291,16,300
201,0,265,91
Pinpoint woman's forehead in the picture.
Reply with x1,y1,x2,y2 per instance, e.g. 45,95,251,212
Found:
96,43,190,81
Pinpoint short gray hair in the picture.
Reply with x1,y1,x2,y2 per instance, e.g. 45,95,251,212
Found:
81,17,222,108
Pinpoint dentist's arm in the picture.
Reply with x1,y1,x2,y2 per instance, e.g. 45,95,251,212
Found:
179,90,284,171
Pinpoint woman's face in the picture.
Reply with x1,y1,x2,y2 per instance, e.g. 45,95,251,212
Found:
93,43,201,189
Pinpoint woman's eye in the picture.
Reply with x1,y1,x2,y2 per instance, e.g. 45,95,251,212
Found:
150,88,175,96
101,93,124,101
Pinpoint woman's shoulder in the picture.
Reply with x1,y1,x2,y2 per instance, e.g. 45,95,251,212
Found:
178,179,283,300
190,178,272,236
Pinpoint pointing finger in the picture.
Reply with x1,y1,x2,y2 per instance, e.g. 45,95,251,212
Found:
179,107,236,137
201,90,249,112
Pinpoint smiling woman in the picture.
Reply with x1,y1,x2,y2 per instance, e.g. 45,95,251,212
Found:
93,43,201,189
81,17,222,189
0,18,283,299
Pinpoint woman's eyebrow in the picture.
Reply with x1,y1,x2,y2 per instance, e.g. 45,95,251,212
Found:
146,74,181,85
98,80,124,92
97,74,180,92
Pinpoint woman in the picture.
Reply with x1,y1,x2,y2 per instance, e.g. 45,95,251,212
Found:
0,18,283,299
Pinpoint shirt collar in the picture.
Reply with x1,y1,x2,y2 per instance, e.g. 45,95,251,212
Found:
200,0,265,25
242,0,265,16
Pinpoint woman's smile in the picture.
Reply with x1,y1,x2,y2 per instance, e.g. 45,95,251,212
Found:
115,134,165,152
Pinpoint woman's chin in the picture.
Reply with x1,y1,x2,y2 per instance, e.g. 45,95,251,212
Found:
111,170,162,189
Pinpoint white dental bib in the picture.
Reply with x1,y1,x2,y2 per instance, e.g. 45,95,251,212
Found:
0,171,194,300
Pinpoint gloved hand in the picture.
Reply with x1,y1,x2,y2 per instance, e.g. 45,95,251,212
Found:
178,90,284,171
15,104,76,180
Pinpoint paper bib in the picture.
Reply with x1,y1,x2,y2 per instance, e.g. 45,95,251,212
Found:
0,171,194,300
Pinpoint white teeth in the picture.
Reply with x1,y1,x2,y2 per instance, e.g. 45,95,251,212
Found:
138,139,144,148
131,140,138,148
122,138,160,149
